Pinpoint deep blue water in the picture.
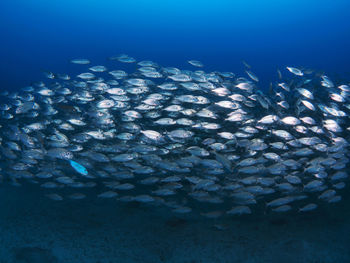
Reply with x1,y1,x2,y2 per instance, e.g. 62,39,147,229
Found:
1,0,350,90
1,1,350,262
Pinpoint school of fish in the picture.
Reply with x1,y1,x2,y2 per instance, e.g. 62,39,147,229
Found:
0,54,349,218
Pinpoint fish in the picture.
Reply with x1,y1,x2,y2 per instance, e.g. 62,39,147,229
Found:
242,60,251,69
0,54,349,219
277,69,282,79
70,58,90,65
286,66,304,76
69,160,88,176
188,60,203,67
246,70,259,82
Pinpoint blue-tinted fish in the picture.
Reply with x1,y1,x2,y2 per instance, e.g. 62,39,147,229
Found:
69,160,88,176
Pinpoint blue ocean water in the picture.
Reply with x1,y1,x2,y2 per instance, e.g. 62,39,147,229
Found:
1,1,350,262
1,0,350,90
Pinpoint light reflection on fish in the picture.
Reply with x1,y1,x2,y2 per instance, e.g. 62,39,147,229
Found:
0,55,349,218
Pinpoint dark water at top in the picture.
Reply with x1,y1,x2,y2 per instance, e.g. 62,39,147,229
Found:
1,0,350,90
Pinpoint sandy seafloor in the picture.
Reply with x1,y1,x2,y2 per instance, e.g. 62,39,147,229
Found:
0,182,349,263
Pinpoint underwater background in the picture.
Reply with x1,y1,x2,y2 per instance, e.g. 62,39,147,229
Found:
1,0,350,262
1,0,350,90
